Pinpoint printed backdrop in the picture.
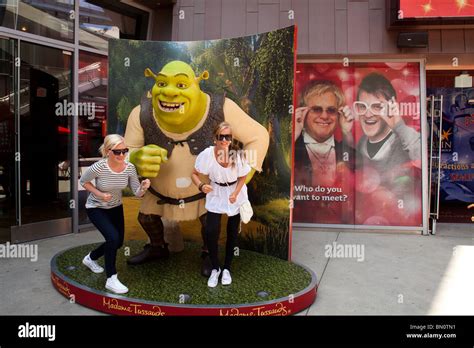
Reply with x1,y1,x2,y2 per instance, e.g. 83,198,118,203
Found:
293,62,423,227
108,27,295,260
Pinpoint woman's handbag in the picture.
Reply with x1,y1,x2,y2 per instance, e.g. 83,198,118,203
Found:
239,200,253,224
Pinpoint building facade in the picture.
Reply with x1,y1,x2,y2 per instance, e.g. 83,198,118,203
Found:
1,0,473,243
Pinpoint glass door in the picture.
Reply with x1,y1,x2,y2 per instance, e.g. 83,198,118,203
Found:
19,41,73,222
5,38,74,243
0,37,16,243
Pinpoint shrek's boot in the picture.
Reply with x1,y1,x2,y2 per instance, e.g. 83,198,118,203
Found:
127,213,170,265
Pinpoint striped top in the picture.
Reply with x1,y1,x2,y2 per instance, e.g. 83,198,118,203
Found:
79,159,142,209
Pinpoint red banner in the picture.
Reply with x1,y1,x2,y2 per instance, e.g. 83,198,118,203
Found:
400,0,474,18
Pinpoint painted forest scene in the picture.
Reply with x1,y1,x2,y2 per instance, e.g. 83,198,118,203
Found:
108,26,295,259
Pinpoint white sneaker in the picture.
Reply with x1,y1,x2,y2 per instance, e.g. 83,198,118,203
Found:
105,274,129,294
221,269,232,285
82,253,104,274
207,268,221,288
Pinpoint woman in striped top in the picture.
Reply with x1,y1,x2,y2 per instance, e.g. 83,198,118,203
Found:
79,134,150,294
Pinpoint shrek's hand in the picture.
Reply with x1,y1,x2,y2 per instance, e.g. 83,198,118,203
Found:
129,144,168,178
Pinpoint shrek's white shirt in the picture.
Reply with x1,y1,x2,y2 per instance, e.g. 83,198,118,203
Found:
195,146,251,216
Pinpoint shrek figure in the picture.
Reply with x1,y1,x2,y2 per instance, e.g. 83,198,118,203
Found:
124,60,269,276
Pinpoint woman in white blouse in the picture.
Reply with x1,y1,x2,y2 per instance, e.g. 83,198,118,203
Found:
192,122,251,287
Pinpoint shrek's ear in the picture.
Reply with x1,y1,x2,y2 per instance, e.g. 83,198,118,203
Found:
144,68,157,80
197,70,209,82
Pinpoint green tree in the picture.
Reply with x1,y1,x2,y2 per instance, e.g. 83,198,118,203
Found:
116,95,133,130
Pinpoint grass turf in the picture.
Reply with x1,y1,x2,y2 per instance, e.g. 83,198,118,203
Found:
55,241,313,305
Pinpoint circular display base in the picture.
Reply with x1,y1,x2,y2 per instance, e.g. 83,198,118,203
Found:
51,241,317,316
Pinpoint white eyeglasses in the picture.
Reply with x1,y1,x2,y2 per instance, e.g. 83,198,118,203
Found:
353,101,386,116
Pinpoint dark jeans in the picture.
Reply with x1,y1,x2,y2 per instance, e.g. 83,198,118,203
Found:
86,205,124,278
206,211,240,271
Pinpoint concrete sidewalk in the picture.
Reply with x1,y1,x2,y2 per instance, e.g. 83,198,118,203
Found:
0,223,473,315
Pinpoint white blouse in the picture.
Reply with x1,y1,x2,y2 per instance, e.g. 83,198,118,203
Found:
195,146,251,216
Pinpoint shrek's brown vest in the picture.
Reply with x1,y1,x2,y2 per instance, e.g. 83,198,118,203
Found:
139,93,225,158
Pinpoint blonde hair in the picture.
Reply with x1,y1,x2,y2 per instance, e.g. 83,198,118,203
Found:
99,134,125,158
213,122,244,168
213,121,232,140
302,80,345,109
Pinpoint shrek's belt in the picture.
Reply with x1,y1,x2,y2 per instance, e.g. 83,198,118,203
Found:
148,187,205,205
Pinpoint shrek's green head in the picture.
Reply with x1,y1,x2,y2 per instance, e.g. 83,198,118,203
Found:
145,61,209,133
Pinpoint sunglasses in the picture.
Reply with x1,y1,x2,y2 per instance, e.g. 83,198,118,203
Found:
217,134,233,141
353,101,386,116
111,148,129,155
308,106,339,117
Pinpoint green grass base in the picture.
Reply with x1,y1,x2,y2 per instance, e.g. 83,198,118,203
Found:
55,241,313,305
